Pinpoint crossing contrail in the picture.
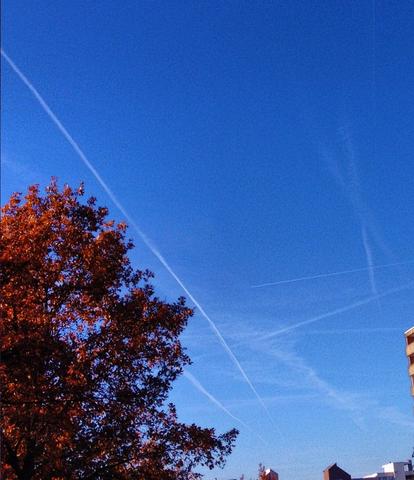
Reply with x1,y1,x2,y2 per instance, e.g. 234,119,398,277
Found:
1,48,274,425
183,370,268,446
259,281,414,340
251,260,413,288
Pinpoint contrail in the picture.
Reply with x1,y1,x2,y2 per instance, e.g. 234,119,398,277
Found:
1,49,274,424
259,281,414,340
320,127,397,268
371,0,377,126
339,125,381,297
361,224,378,296
321,127,400,293
337,124,406,282
262,347,366,430
297,327,404,335
251,260,413,288
183,370,268,446
363,224,383,313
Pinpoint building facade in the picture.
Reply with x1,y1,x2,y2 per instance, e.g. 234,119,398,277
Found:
264,469,279,480
405,326,414,397
356,461,414,480
323,463,352,480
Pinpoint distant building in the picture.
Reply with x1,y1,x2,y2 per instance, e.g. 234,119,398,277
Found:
264,469,279,480
323,461,414,480
353,461,414,480
323,463,352,480
405,326,414,397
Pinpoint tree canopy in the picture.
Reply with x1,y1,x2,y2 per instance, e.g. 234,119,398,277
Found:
0,181,238,479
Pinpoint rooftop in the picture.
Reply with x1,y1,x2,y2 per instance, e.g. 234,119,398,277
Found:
404,326,414,337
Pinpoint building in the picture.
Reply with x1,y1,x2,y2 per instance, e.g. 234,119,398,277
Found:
405,326,414,397
323,463,352,480
354,461,414,480
323,461,414,480
264,469,279,480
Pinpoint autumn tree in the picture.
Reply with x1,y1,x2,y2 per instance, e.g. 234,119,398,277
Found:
258,464,267,480
239,464,267,480
0,181,238,480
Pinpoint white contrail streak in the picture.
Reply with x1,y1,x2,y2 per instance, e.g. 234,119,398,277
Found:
298,327,404,335
263,347,366,430
259,281,414,340
183,370,267,445
251,260,413,288
361,224,378,296
1,49,274,424
322,128,399,290
340,125,380,298
183,371,244,425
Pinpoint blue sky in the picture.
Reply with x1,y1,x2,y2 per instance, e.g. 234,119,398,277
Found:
2,1,414,478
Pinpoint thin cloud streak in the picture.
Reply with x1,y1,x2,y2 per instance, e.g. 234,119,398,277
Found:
338,126,380,297
247,338,414,432
1,49,274,426
259,282,414,340
361,224,378,296
297,327,404,335
251,260,413,288
183,371,247,426
329,125,398,268
268,348,366,429
240,321,412,434
224,393,320,409
241,336,367,429
225,326,405,350
342,128,379,296
183,371,268,446
260,344,414,432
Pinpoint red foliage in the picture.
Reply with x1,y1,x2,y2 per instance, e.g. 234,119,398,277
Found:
0,181,238,479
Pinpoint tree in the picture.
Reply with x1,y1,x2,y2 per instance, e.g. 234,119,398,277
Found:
258,464,267,480
238,464,267,480
0,181,238,479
